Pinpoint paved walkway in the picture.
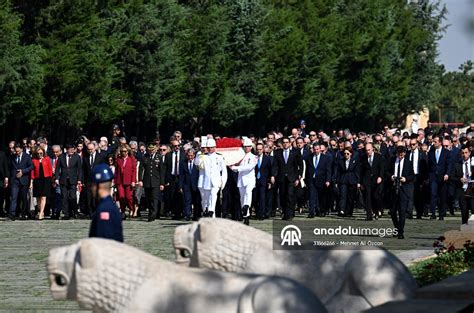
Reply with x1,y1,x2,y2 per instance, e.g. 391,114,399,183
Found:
0,212,461,310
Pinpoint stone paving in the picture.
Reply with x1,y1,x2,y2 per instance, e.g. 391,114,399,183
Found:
0,212,463,311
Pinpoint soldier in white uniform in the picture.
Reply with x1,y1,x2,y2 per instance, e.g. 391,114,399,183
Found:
196,139,208,213
195,138,227,218
231,138,257,225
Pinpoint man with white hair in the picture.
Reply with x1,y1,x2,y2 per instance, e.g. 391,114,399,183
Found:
195,138,227,218
231,138,257,225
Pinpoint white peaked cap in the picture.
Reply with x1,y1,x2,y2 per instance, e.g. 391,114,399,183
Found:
207,138,216,147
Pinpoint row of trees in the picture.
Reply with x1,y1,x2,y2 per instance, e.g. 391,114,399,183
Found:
1,0,467,144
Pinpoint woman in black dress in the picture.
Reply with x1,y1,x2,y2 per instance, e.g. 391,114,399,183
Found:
30,147,53,220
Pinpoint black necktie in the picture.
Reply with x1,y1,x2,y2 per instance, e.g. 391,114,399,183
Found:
174,152,178,175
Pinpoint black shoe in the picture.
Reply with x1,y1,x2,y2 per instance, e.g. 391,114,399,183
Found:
398,235,405,239
184,216,191,221
407,214,413,219
241,205,249,218
208,211,214,218
365,216,373,221
6,214,15,221
439,216,444,221
307,214,315,218
430,215,436,220
321,212,327,217
61,216,70,220
243,217,249,226
416,216,422,219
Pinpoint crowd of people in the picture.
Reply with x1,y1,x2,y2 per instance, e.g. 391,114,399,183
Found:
0,121,473,239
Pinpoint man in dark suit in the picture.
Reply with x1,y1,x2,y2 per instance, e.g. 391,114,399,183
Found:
178,149,200,221
450,145,473,224
388,146,415,239
55,144,83,219
138,143,165,221
360,143,384,220
305,143,332,218
253,143,272,220
408,139,428,219
295,137,310,211
0,150,10,217
271,137,303,220
83,143,105,217
7,144,34,220
165,139,185,219
427,135,452,220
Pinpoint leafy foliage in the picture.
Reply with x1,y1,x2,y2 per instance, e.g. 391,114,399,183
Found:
0,0,454,140
410,237,474,287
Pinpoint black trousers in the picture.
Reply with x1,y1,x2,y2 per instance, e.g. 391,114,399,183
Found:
391,186,413,236
279,177,296,219
362,182,383,217
165,176,183,218
145,186,161,220
253,180,267,218
459,190,473,224
430,179,447,217
339,184,357,216
411,175,424,218
60,183,78,218
308,180,323,215
10,184,29,217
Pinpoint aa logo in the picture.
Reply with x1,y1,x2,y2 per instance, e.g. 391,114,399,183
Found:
280,225,302,246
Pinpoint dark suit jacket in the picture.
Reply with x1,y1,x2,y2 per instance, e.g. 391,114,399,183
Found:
44,146,54,159
165,150,186,183
360,153,384,186
450,161,474,189
83,152,106,183
272,149,303,183
335,156,360,185
255,154,272,185
10,153,34,186
56,153,83,185
407,149,428,180
388,157,415,184
304,153,332,188
427,147,451,182
138,154,165,188
0,151,9,186
179,160,199,191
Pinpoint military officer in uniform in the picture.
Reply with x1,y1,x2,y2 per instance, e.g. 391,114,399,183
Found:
231,138,257,225
89,164,123,242
138,143,165,221
195,138,227,218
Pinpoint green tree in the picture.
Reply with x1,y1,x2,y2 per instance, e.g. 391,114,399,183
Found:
0,1,44,127
437,61,474,123
35,0,131,132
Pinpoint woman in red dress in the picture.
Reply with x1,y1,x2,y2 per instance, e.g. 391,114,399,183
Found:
30,147,53,220
115,144,137,219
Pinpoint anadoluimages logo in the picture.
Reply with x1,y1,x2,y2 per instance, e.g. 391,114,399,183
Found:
280,225,302,246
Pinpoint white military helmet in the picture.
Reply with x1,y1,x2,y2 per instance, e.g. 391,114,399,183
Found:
243,138,253,147
207,138,216,147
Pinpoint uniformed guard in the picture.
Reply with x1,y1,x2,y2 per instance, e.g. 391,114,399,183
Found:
195,138,227,218
138,143,165,221
89,164,123,242
231,138,257,225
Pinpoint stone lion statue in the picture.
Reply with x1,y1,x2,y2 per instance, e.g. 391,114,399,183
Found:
47,238,327,313
173,218,418,313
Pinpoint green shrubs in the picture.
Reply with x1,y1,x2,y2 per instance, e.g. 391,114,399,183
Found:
410,237,474,287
